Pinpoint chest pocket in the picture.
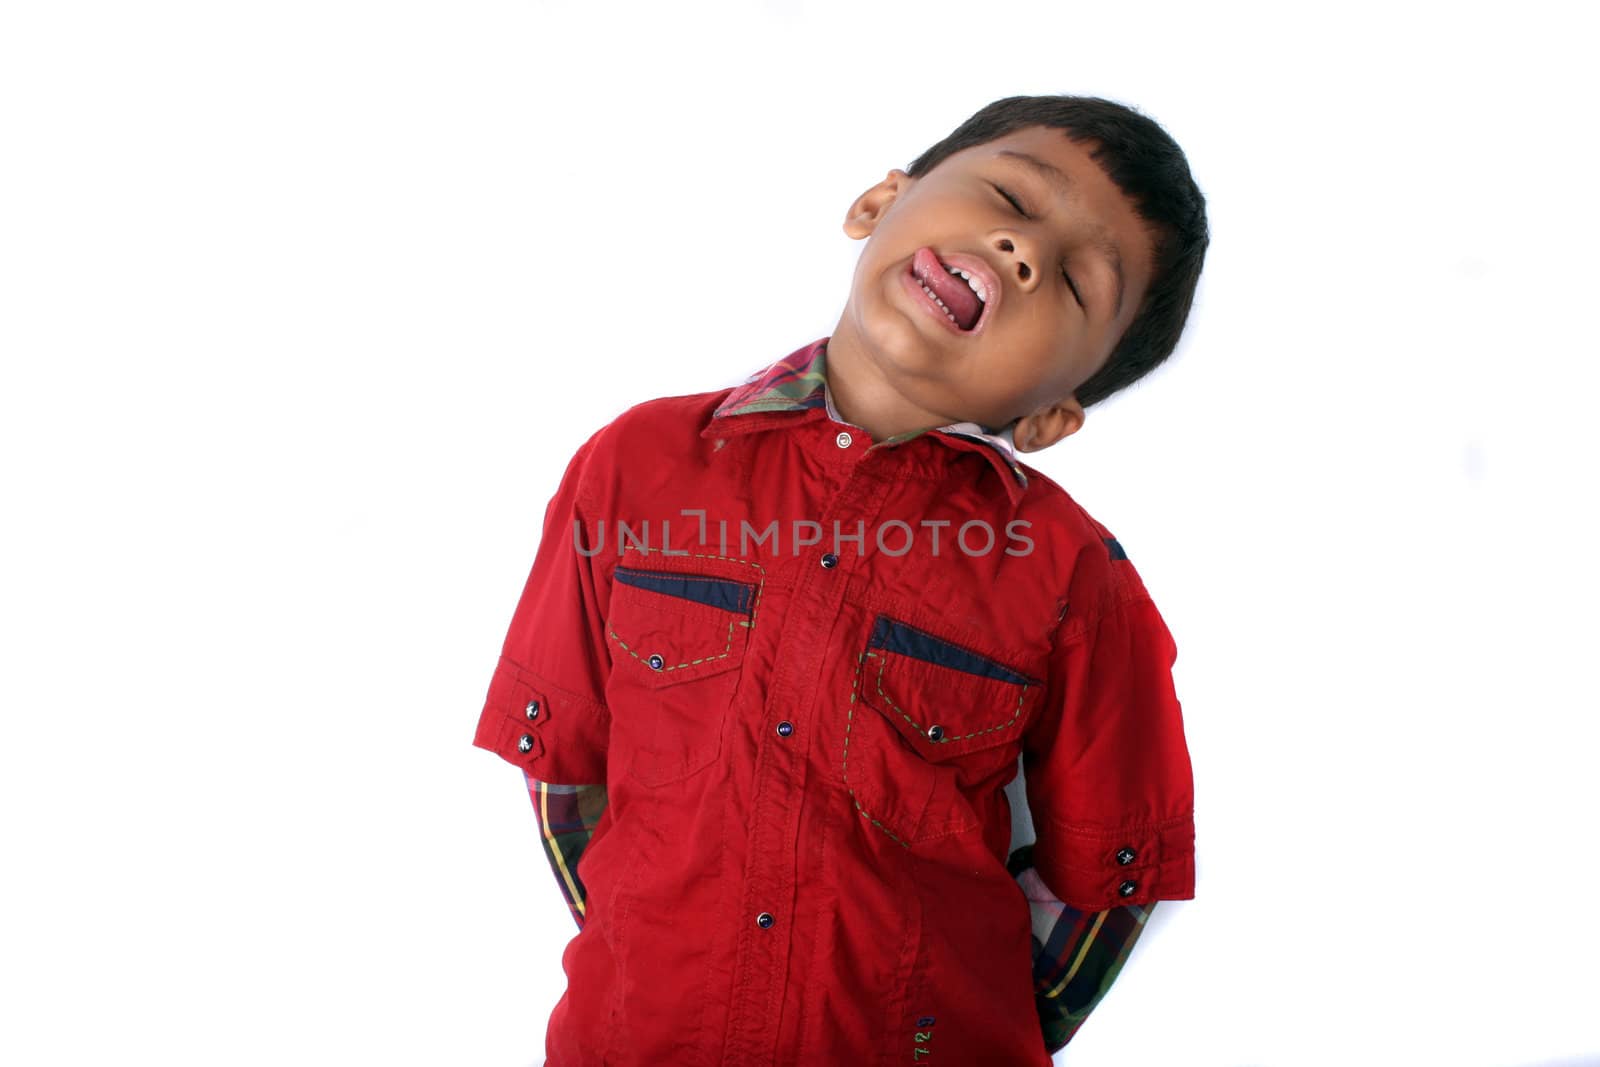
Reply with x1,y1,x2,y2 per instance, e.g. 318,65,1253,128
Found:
605,555,764,787
844,613,1043,846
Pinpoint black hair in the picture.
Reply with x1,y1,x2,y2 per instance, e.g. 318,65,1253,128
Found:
905,95,1209,410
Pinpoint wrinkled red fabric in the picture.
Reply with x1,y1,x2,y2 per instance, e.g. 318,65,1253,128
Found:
474,337,1195,1066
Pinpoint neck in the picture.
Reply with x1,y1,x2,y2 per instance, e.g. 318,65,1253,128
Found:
823,316,952,442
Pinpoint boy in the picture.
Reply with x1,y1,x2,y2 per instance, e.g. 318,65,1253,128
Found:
473,94,1208,1065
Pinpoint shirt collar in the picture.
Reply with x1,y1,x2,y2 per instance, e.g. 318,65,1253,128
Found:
701,337,1031,503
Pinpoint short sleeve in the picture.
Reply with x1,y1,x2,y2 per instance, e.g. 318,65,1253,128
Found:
1021,592,1195,911
473,431,613,783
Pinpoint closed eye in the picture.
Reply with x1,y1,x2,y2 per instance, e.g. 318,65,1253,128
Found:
993,182,1029,218
991,182,1084,310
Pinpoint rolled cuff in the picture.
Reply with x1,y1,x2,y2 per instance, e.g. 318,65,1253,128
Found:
1031,811,1195,910
473,655,610,784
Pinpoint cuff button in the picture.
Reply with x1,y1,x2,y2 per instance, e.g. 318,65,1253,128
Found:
525,700,541,720
1115,846,1136,865
517,734,535,755
1117,879,1138,897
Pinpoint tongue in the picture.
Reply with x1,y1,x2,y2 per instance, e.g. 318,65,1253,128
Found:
912,248,982,330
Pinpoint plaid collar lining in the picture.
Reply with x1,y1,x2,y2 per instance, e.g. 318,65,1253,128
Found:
708,337,1031,494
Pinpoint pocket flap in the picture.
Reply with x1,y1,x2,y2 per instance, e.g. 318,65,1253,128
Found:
605,553,763,689
857,614,1042,762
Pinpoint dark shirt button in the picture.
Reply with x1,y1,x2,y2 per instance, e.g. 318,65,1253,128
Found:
1118,879,1138,897
647,653,664,671
756,912,775,928
926,724,945,742
517,734,534,754
776,720,794,737
820,553,839,569
524,700,541,721
1115,846,1136,866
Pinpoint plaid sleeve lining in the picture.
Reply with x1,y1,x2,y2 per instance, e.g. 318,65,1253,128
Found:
524,773,609,929
1008,843,1154,1053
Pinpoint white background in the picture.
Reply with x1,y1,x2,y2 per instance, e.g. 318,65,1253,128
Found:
3,1,1596,1064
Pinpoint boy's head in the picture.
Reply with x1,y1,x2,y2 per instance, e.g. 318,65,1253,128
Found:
827,94,1208,453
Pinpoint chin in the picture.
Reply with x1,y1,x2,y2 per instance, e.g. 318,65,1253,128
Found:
868,298,953,373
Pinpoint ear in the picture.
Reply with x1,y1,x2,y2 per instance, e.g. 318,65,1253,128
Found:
1011,397,1086,453
843,169,911,240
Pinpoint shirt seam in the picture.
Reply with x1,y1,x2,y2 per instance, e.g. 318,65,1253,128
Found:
1031,810,1194,836
1053,588,1157,646
500,652,611,721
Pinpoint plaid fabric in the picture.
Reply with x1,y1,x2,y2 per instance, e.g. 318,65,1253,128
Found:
523,773,608,929
525,774,1147,1053
1009,843,1153,1052
713,338,1032,491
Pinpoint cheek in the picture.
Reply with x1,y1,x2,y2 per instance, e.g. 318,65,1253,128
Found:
949,367,1029,418
855,236,906,284
994,357,1074,413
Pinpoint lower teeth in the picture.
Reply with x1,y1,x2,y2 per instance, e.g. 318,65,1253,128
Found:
918,281,960,326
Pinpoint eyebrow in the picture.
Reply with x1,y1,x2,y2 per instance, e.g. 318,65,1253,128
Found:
994,149,1126,318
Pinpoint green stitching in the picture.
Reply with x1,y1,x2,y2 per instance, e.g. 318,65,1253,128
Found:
605,549,766,674
844,648,911,849
845,646,1034,849
865,650,1032,741
609,621,742,672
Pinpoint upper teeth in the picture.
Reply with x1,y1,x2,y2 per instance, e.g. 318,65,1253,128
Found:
944,264,988,303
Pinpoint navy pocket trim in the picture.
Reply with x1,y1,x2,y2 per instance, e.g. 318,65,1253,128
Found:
867,615,1035,685
613,566,756,614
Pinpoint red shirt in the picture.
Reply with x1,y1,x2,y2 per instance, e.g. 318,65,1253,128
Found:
474,337,1196,1066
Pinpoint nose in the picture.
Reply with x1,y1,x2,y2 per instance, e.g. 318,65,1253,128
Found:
996,235,1039,289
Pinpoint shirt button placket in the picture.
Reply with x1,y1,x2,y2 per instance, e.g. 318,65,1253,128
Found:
724,434,891,1065
820,431,848,569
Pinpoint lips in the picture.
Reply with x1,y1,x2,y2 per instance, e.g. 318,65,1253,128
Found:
906,247,1001,334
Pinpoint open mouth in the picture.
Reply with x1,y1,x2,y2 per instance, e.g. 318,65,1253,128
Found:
908,247,992,332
